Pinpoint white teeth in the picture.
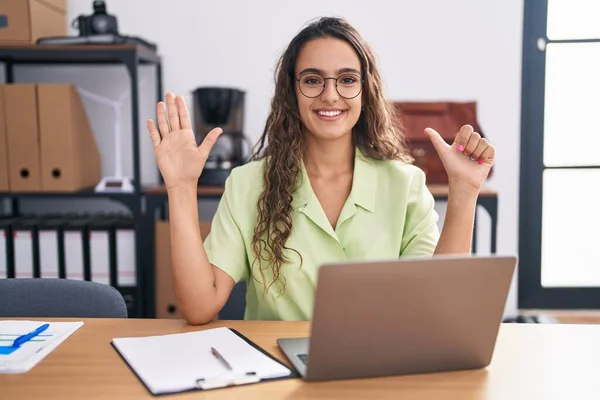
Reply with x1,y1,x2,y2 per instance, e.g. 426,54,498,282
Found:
317,110,342,117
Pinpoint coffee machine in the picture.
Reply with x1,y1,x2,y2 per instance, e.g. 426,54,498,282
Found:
192,87,251,186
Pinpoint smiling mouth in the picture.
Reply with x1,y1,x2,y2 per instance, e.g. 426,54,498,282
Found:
314,109,346,118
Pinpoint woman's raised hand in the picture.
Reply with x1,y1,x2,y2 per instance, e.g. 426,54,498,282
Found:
147,92,222,190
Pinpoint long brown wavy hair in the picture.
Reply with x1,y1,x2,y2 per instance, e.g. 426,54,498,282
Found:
251,17,413,295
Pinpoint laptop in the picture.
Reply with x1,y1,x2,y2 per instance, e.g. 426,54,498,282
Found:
277,255,516,381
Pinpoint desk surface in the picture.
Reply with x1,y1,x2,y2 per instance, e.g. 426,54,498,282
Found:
2,319,599,400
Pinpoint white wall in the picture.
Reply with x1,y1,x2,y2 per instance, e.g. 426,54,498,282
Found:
22,0,524,313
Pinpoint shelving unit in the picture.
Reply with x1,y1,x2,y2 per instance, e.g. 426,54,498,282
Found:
0,44,162,318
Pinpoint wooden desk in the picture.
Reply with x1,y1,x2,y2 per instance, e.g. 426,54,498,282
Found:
2,319,600,399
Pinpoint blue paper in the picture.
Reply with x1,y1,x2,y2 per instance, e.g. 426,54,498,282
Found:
0,346,18,355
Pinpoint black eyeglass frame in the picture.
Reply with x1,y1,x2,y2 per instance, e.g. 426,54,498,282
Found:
295,73,365,99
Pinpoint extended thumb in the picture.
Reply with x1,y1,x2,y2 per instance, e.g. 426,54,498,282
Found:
423,127,449,153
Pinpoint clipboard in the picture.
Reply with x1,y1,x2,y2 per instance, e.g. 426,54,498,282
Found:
111,327,299,395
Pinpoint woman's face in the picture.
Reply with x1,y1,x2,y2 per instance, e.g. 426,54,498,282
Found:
294,37,363,142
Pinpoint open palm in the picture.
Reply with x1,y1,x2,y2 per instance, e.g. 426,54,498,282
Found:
147,93,222,190
425,125,495,193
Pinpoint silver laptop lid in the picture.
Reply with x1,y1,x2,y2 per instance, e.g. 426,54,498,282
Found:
303,255,517,381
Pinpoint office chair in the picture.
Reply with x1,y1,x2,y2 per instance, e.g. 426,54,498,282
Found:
0,278,128,318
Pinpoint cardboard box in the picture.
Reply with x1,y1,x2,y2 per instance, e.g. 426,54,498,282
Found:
155,220,212,319
0,86,9,191
37,84,101,192
0,0,67,44
4,84,42,192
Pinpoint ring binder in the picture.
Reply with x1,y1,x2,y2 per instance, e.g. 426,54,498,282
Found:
195,371,260,390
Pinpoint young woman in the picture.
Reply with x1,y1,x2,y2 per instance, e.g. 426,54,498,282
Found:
147,17,495,324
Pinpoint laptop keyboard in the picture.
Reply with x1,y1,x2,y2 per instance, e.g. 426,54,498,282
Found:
296,353,308,365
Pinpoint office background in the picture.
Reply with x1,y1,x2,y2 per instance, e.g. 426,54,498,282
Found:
4,2,600,398
1,0,526,317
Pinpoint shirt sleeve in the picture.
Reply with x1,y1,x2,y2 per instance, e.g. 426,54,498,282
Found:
203,171,250,283
400,168,440,257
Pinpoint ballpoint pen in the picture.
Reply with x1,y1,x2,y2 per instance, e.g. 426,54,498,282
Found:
12,324,50,348
210,347,233,371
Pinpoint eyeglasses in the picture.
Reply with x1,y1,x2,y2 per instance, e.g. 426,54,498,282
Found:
296,73,364,99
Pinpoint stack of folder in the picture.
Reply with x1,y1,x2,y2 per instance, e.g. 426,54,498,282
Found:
0,84,101,193
0,214,136,313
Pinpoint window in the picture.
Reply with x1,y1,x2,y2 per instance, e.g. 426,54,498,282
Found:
519,0,600,308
